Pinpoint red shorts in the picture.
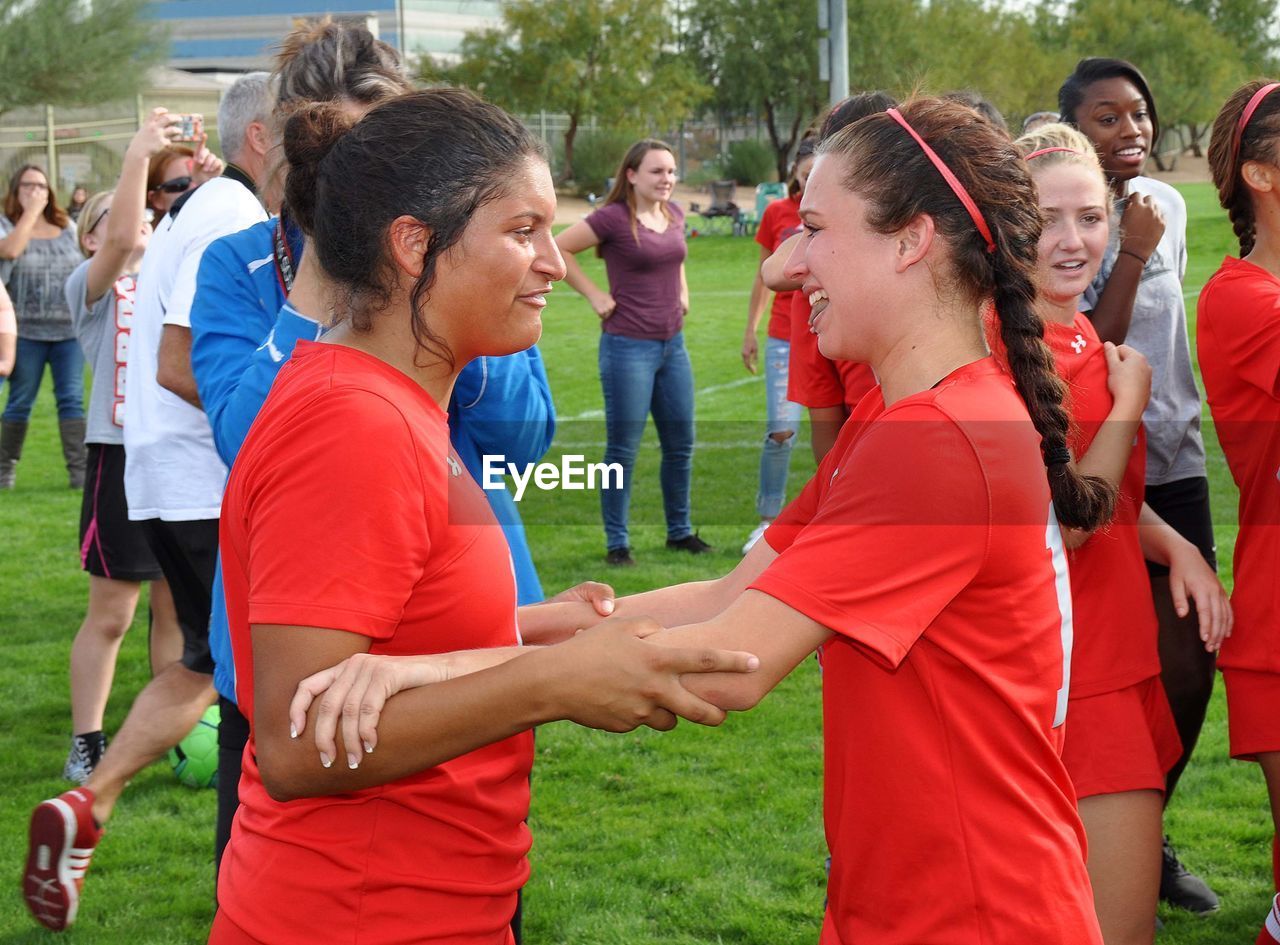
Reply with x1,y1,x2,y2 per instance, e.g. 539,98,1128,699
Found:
1061,676,1182,799
786,298,877,410
1223,669,1280,761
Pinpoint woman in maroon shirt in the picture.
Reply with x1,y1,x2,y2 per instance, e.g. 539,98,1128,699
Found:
556,139,709,566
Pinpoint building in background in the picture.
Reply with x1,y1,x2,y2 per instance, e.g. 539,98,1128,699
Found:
147,0,501,73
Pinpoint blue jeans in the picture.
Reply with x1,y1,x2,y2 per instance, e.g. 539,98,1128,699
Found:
757,336,802,519
2,337,85,421
598,331,695,549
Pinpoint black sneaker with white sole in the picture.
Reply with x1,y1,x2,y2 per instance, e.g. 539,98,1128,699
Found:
62,732,106,785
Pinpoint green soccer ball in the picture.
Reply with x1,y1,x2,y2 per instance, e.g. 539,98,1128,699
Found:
168,705,220,789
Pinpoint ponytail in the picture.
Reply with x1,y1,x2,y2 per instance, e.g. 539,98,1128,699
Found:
1207,79,1280,257
820,97,1116,530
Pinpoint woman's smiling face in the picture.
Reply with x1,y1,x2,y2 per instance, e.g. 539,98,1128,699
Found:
1073,77,1154,183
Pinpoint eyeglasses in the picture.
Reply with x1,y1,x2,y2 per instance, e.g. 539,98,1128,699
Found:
155,176,193,195
88,207,155,235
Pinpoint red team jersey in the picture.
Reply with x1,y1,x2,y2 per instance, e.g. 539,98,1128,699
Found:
1047,314,1161,695
217,342,531,945
1197,257,1280,674
753,358,1100,945
754,194,802,341
786,289,877,410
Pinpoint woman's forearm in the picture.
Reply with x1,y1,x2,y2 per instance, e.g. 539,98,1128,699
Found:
561,252,603,301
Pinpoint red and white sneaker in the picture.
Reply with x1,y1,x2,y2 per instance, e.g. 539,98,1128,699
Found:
23,788,103,930
1259,893,1280,944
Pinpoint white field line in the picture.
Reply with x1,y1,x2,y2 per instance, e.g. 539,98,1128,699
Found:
561,374,760,422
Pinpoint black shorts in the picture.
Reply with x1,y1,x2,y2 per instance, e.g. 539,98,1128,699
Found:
1145,476,1216,577
79,444,163,582
140,517,219,675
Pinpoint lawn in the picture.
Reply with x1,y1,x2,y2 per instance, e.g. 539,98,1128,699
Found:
0,181,1272,943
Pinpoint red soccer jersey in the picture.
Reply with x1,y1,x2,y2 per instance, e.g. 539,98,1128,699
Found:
1197,256,1280,674
786,291,877,410
217,341,531,945
754,357,1100,945
1047,314,1160,695
755,194,802,340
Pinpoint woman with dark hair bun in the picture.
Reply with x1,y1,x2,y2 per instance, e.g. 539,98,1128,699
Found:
1060,57,1221,913
1201,78,1280,943
210,89,758,945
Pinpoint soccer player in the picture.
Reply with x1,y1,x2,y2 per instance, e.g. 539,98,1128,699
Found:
1017,123,1230,945
1201,77,1280,945
295,97,1116,944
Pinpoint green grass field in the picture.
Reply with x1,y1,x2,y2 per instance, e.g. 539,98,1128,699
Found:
0,181,1273,942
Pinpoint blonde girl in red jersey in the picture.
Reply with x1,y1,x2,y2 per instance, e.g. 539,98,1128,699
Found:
1202,78,1280,944
1016,123,1231,945
294,98,1124,944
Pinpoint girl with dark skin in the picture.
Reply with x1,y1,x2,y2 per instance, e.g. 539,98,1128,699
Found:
1061,59,1221,913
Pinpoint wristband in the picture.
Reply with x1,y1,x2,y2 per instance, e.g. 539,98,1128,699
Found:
1118,248,1148,266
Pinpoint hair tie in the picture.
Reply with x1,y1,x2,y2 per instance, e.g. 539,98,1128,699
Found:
1024,147,1081,161
1231,82,1280,168
1044,445,1072,468
885,107,996,254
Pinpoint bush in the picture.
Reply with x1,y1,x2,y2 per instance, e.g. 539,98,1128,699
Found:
564,129,645,197
722,139,776,186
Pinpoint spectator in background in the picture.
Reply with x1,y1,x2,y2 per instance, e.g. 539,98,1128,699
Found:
0,164,85,490
59,110,186,787
67,186,88,222
145,141,221,220
23,72,273,934
557,139,711,566
0,281,14,384
1024,110,1061,133
942,89,1010,133
740,137,815,554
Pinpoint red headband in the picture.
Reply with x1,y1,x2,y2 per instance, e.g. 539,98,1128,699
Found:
886,107,996,254
1024,146,1081,161
1232,82,1280,167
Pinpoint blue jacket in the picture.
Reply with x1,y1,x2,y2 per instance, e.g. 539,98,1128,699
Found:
190,219,556,702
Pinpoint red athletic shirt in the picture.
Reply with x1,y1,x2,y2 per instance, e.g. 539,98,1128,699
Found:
754,194,802,340
1047,314,1160,696
217,341,531,945
786,291,877,410
1197,256,1280,674
753,357,1100,945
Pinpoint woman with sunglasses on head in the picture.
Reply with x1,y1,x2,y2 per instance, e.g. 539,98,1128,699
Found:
296,97,1117,944
1202,79,1280,945
0,165,85,489
58,109,186,786
1015,123,1230,945
1059,59,1220,911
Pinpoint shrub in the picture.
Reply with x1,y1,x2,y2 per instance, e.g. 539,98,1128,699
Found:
722,139,776,186
564,129,645,197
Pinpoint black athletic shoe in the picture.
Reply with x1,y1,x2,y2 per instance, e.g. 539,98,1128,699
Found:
666,532,713,554
1159,837,1219,914
62,733,106,786
605,546,636,567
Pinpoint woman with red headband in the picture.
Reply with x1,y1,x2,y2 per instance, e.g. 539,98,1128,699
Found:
1017,123,1231,945
1202,78,1280,945
294,97,1113,943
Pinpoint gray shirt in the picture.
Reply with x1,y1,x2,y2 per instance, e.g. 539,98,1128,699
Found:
65,259,132,445
1082,176,1206,486
0,216,81,342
